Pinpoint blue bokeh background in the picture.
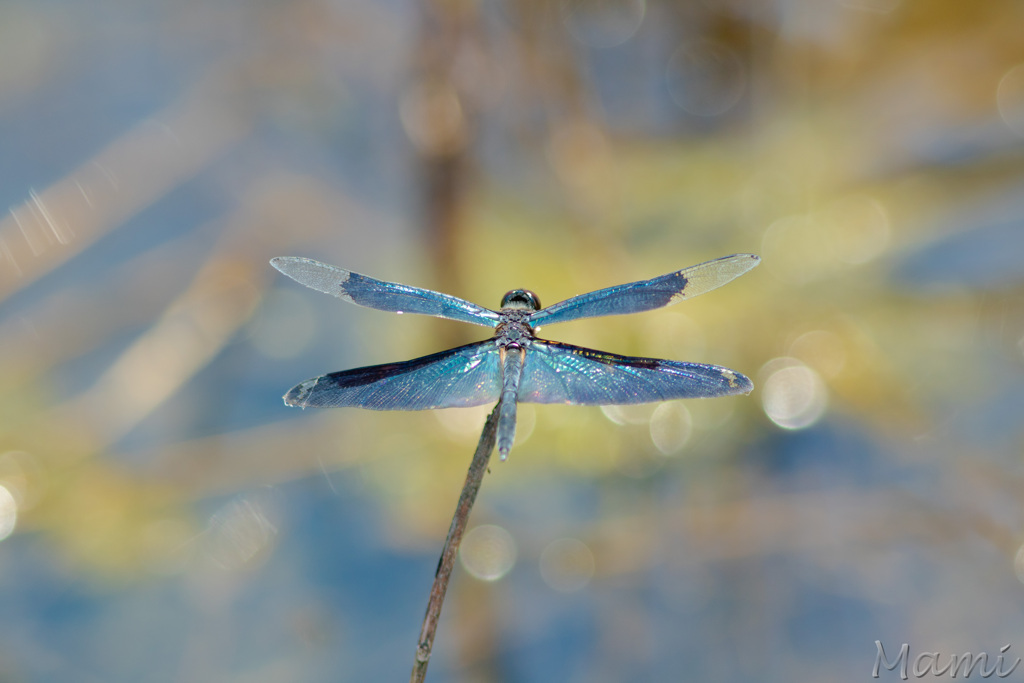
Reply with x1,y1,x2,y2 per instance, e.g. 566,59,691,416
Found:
2,1,1024,681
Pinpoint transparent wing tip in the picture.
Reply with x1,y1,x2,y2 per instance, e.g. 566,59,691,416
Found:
283,378,316,407
270,256,309,274
727,253,760,271
727,370,754,395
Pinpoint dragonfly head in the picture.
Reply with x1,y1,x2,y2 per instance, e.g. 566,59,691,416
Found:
500,288,541,311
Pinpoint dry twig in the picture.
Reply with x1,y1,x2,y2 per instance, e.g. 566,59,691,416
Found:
409,402,501,683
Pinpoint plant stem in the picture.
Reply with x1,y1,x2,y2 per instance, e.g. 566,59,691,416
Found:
409,402,500,683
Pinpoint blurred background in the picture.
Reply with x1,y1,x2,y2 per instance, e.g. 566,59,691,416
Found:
2,0,1024,681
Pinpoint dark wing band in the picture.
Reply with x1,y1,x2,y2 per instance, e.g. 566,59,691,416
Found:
528,253,759,327
271,257,500,328
518,340,753,405
285,341,501,410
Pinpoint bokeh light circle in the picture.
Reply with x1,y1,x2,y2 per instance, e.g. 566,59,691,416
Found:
0,485,17,542
649,402,693,454
997,63,1024,137
460,524,517,582
539,538,595,592
789,329,847,379
203,492,280,571
400,81,467,156
559,0,646,49
435,404,491,438
0,450,46,512
666,41,746,117
601,403,657,426
760,357,828,430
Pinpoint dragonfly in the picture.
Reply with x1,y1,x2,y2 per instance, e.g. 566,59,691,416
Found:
271,254,759,460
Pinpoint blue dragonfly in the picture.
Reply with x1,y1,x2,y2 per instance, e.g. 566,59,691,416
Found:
271,254,759,460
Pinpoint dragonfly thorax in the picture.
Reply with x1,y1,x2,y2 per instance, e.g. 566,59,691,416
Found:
500,288,541,311
497,291,538,349
495,308,535,348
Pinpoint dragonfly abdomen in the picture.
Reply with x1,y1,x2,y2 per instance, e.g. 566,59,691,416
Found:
497,346,526,460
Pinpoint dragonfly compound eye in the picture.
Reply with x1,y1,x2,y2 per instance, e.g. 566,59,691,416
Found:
500,289,541,311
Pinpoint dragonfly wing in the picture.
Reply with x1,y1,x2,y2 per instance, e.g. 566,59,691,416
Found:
285,341,501,410
271,257,500,328
519,340,752,405
528,253,759,327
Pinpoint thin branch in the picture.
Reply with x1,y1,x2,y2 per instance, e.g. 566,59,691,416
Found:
410,402,501,683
